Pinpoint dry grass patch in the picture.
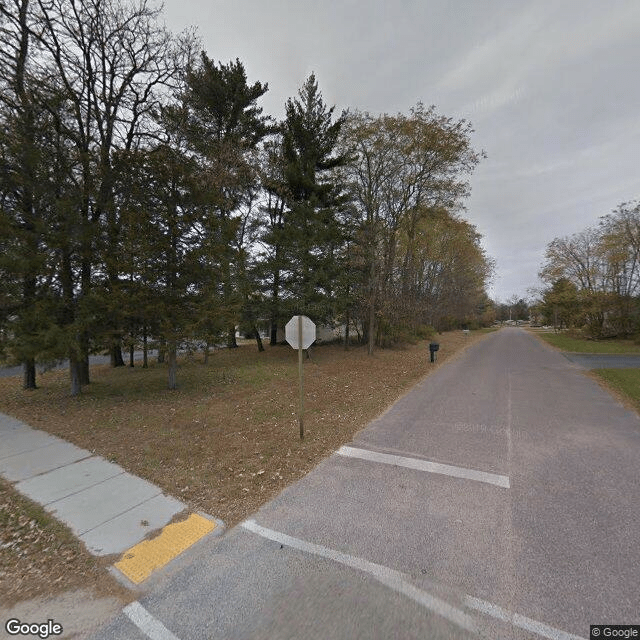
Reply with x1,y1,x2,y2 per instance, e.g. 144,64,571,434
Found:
0,478,130,606
0,331,490,533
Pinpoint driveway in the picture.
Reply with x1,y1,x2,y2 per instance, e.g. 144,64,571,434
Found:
562,353,640,368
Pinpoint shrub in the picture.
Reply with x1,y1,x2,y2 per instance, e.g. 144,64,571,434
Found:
415,324,436,339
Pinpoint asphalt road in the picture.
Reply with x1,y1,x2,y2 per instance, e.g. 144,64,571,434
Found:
91,328,640,640
562,353,640,368
0,351,158,378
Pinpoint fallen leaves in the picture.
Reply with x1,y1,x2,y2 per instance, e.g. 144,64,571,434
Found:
0,479,124,606
0,331,487,604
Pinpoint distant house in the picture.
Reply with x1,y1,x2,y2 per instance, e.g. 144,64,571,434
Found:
265,322,346,345
236,324,345,344
316,323,345,343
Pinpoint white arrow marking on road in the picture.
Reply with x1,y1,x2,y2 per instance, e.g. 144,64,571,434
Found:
337,446,510,488
123,601,181,640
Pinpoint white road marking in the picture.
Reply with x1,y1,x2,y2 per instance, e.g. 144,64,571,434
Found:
242,520,587,640
123,601,182,640
507,370,513,469
241,519,477,635
465,597,586,640
337,445,510,488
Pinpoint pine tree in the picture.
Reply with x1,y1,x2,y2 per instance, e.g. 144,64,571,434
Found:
180,54,271,348
124,143,202,389
263,74,350,329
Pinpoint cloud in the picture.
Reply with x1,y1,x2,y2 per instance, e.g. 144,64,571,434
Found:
549,2,640,61
459,84,525,118
437,2,640,119
158,0,640,303
473,111,640,183
437,5,546,93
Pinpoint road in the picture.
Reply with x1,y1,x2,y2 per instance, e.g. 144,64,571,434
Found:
562,353,640,368
0,351,158,379
91,328,640,639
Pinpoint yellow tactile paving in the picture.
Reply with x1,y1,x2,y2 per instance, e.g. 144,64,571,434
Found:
114,513,216,584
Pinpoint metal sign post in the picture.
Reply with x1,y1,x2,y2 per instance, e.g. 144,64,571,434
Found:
285,315,316,440
298,314,304,439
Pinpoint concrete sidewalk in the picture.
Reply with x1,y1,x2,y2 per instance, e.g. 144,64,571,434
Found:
0,411,187,557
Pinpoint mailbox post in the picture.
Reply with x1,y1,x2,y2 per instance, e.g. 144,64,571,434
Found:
429,342,440,363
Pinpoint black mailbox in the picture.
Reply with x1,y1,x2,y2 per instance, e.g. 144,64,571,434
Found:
429,342,439,362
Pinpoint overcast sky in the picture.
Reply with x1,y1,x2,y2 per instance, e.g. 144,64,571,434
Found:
161,0,640,302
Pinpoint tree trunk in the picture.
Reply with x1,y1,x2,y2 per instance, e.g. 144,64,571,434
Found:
69,355,81,397
142,328,148,368
354,319,362,343
227,326,238,349
61,246,80,395
15,9,37,392
367,245,376,355
253,327,264,352
79,331,90,385
79,164,93,386
22,359,36,390
375,320,383,347
269,266,280,346
368,296,375,356
110,342,125,367
129,343,134,367
204,341,210,364
344,311,350,350
158,337,165,363
167,339,177,390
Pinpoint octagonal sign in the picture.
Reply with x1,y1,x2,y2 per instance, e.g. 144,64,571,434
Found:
285,315,316,350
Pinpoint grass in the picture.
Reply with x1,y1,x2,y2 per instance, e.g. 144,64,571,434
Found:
591,369,640,412
0,330,494,602
533,332,640,354
531,330,640,414
1,336,485,526
0,478,128,606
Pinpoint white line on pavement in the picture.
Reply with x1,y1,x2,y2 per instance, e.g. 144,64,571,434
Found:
465,597,586,640
241,519,477,635
241,520,587,640
123,601,182,640
337,445,510,488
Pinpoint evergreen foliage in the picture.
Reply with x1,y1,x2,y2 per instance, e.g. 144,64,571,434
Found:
277,74,350,322
0,1,495,394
